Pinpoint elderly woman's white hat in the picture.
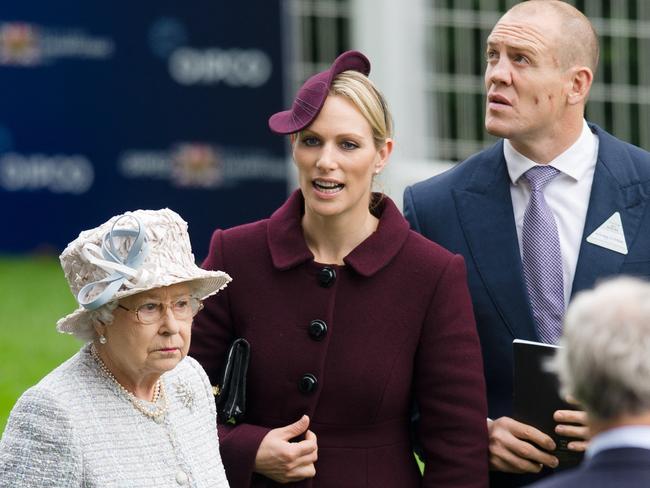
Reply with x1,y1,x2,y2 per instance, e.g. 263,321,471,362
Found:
57,208,231,338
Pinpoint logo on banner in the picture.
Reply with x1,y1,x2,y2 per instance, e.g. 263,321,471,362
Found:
0,22,114,66
0,23,40,65
169,48,272,87
148,17,189,59
0,153,94,194
147,17,272,87
119,143,285,189
171,143,223,188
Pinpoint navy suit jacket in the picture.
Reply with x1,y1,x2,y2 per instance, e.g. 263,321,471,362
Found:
404,124,650,486
526,447,650,487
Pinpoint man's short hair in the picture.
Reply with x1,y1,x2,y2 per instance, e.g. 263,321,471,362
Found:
509,0,599,73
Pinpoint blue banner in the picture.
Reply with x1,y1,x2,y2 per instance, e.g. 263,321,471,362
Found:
0,1,287,259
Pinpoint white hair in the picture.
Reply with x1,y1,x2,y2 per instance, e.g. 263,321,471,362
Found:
553,276,650,421
73,301,118,342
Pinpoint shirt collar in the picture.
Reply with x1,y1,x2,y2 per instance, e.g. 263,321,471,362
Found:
586,425,650,459
267,190,410,276
504,119,598,184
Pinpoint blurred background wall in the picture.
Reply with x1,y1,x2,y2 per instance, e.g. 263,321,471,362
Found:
2,0,649,432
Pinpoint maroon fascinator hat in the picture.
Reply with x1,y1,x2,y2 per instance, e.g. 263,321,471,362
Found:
268,50,371,135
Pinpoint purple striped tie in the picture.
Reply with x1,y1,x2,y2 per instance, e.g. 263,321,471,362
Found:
521,166,564,344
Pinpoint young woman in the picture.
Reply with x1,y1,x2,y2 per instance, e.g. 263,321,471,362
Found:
190,51,489,488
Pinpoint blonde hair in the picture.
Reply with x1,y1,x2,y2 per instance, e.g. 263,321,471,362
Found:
330,70,393,148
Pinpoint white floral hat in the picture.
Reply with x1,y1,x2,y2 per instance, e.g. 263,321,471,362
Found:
57,208,231,336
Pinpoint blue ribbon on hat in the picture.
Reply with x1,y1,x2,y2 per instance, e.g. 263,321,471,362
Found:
77,215,149,311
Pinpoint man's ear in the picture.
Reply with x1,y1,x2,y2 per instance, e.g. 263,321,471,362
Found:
567,66,593,106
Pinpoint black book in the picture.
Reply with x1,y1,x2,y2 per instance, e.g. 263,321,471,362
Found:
512,339,584,469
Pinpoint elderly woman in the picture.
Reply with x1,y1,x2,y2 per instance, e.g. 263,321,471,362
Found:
190,51,488,487
0,209,232,487
528,277,650,488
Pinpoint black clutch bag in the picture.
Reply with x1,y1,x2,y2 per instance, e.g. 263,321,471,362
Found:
214,338,250,424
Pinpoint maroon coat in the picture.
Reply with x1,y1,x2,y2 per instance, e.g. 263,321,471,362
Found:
190,191,488,488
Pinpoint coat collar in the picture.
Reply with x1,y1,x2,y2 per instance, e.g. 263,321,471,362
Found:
267,190,410,277
586,446,650,469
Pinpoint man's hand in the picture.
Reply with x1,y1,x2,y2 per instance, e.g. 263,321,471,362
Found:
554,408,590,451
488,416,559,473
254,415,318,483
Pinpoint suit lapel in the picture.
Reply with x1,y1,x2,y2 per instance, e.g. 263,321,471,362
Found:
572,126,649,295
454,142,537,341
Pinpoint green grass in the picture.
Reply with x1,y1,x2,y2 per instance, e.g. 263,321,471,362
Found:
0,256,81,435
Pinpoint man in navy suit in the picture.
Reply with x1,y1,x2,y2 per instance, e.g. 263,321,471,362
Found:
404,0,650,486
528,277,650,488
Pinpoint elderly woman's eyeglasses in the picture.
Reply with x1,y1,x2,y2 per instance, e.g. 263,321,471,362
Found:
118,297,204,325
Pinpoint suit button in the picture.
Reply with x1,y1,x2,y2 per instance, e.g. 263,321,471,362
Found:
298,374,318,394
308,319,328,341
317,266,336,287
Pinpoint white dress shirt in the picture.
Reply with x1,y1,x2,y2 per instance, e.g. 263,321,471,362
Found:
505,120,599,307
586,425,650,459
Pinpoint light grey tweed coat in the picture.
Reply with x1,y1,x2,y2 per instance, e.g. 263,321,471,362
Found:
0,344,229,487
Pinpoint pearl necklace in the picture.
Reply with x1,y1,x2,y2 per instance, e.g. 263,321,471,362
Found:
91,344,168,421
